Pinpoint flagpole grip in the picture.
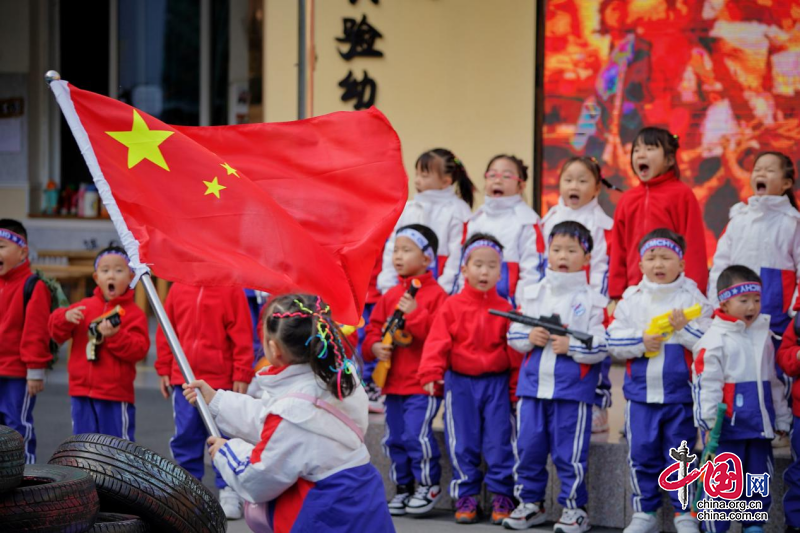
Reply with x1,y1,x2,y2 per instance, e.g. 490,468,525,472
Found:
140,274,221,438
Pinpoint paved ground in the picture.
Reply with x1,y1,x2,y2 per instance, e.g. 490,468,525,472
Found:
30,326,621,532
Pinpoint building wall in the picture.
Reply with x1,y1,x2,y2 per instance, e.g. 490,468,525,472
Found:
264,0,536,207
0,0,30,219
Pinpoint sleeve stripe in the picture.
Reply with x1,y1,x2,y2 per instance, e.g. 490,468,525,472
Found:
219,443,251,475
250,413,283,464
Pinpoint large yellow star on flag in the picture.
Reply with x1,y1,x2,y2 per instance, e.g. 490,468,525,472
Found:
203,177,226,199
106,110,174,171
221,162,239,178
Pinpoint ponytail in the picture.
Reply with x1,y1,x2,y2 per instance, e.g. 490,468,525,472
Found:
754,151,798,211
264,294,358,399
416,148,476,208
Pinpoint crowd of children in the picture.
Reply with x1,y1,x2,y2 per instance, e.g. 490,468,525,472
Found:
2,124,800,532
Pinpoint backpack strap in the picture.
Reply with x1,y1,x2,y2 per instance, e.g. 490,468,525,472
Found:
22,274,40,322
280,392,365,443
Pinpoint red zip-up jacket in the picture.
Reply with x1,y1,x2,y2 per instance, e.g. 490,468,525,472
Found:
155,283,254,389
0,261,52,379
777,320,800,417
49,287,149,403
363,272,447,396
418,283,522,393
608,169,708,299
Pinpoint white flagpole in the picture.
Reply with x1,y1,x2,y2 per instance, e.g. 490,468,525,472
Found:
45,71,221,438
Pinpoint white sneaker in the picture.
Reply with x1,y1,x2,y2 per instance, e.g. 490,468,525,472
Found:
591,406,609,433
674,513,700,533
554,508,590,533
219,486,244,520
623,512,658,533
388,487,411,516
502,501,546,530
405,484,442,515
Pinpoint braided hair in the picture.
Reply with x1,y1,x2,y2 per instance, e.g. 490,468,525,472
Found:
264,294,358,399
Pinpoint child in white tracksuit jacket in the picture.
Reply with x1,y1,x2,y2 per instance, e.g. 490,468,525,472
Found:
541,156,614,297
378,148,474,295
606,228,713,533
693,266,791,532
504,221,608,532
184,294,394,533
707,152,800,337
541,156,616,432
456,154,544,303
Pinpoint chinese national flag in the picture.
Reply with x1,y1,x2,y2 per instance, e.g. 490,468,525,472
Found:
51,81,407,323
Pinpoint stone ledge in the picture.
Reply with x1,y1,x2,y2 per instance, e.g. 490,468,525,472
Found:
366,414,790,531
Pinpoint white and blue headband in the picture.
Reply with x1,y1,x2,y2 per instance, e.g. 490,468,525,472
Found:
0,229,27,248
94,250,132,271
718,282,761,303
462,239,503,264
639,238,683,259
396,228,435,262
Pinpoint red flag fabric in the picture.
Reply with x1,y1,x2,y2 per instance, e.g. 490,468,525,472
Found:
53,81,407,323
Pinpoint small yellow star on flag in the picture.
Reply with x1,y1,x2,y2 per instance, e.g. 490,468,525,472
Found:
106,110,174,171
203,177,227,199
221,162,239,178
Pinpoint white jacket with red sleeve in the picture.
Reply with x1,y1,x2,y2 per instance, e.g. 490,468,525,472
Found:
208,364,370,504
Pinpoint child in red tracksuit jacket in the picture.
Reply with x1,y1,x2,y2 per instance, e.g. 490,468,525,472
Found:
777,319,800,529
49,246,149,441
155,282,254,519
0,219,52,464
418,233,522,526
608,127,708,300
364,224,448,517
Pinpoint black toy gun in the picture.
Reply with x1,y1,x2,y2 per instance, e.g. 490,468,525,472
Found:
489,309,594,349
372,279,421,388
86,305,126,361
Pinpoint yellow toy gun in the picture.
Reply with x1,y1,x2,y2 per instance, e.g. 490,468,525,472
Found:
372,279,422,388
644,303,702,357
86,305,126,361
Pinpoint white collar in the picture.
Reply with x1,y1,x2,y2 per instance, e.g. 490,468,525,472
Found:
545,268,588,294
414,185,459,204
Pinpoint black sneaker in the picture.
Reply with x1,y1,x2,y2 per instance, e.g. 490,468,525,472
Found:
364,381,385,413
405,484,442,516
388,483,414,516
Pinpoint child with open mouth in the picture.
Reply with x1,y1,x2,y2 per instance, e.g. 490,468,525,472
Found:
708,151,800,337
707,151,800,450
693,265,790,532
608,127,708,303
541,157,616,433
457,154,542,305
607,229,713,533
49,246,150,442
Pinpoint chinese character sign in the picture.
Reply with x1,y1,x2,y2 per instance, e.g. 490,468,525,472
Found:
337,4,383,109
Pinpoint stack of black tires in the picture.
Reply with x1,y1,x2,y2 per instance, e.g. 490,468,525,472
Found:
0,426,226,533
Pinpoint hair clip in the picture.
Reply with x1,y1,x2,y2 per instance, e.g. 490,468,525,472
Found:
453,157,462,166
